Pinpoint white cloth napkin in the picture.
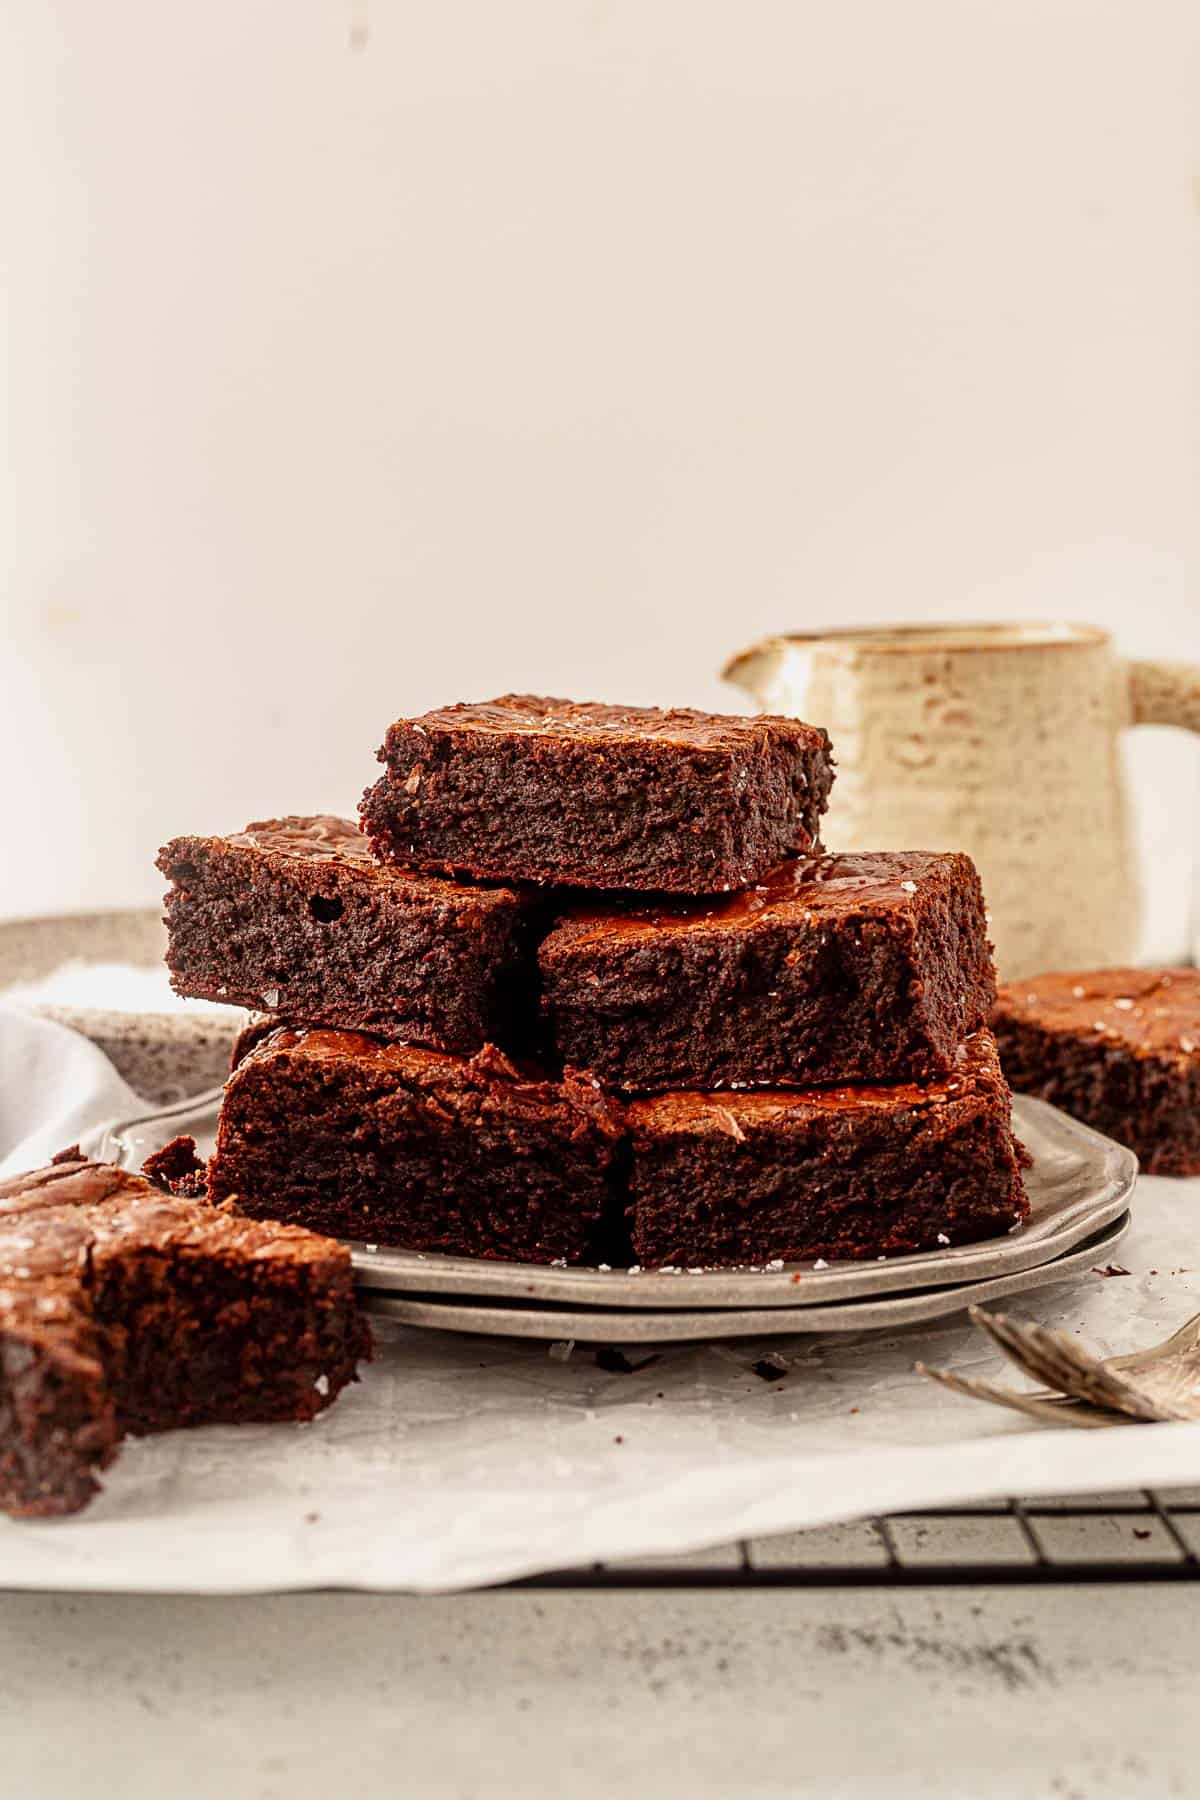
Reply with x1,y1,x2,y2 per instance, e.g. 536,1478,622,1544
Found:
0,1008,144,1181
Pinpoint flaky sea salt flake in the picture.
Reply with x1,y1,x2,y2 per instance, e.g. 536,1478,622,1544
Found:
712,1106,746,1142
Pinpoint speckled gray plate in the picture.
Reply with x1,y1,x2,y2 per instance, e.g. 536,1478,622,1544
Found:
0,908,245,1104
99,1090,1137,1317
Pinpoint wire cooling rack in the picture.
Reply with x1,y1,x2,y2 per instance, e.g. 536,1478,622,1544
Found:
519,1491,1200,1587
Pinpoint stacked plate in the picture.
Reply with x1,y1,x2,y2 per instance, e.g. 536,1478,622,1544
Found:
100,1093,1135,1346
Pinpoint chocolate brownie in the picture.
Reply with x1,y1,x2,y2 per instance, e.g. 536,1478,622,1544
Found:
625,1030,1028,1267
208,1028,627,1264
540,851,995,1092
360,695,835,893
0,1159,371,1518
158,816,539,1052
993,967,1200,1175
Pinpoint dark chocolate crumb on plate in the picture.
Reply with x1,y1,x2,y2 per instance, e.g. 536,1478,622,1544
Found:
594,1347,660,1375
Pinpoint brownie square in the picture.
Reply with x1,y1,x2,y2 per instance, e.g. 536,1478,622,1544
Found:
360,694,835,893
0,1159,370,1518
625,1030,1028,1267
207,1029,627,1265
540,851,995,1092
993,967,1200,1175
158,815,539,1052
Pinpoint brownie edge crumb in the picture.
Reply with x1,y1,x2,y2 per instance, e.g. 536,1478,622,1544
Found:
142,1135,209,1198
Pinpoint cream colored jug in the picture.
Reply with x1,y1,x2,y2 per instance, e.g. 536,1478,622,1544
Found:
725,623,1200,981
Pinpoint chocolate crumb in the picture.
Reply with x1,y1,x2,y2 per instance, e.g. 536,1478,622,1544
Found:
1094,1264,1131,1278
595,1347,660,1375
142,1136,209,1199
751,1356,789,1382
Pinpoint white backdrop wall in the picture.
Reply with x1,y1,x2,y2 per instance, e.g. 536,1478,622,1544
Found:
2,1,1197,929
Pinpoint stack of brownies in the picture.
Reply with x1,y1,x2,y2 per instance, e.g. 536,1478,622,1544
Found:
158,695,1029,1270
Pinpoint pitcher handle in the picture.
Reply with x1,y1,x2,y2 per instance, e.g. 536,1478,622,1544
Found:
1127,659,1200,733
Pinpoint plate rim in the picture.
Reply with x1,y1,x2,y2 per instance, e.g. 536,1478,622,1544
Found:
360,1215,1132,1343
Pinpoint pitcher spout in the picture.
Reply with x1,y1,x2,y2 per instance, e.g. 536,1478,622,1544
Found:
722,635,794,712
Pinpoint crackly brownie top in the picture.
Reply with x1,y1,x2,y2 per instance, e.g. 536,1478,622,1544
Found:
230,815,374,863
0,1165,123,1327
160,816,524,909
0,1159,352,1281
0,1164,147,1323
627,1031,1005,1135
546,851,970,949
386,694,829,755
995,968,1200,1062
0,1158,147,1220
241,1026,624,1134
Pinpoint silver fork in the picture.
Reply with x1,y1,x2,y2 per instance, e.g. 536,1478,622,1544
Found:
916,1305,1200,1428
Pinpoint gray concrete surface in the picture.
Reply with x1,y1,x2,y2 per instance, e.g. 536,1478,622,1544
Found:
0,1577,1194,1800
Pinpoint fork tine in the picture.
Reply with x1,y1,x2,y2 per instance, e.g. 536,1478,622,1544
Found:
970,1306,1200,1426
1020,1320,1176,1421
915,1362,1126,1429
1008,1319,1125,1407
974,1310,1180,1423
967,1307,1074,1391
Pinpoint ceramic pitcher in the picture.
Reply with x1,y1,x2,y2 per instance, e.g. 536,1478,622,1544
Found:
724,623,1200,981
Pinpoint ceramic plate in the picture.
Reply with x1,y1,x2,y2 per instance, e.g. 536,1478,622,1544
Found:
98,1090,1136,1313
358,1215,1131,1343
359,1215,1132,1343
